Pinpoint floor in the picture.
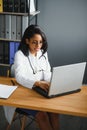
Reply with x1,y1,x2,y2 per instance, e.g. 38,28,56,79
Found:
0,106,87,130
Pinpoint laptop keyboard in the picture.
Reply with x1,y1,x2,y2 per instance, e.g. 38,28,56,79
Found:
33,86,48,97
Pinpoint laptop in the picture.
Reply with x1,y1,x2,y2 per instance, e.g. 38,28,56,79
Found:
33,62,86,98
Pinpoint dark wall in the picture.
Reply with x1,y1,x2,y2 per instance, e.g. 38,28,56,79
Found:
0,64,10,76
38,0,87,83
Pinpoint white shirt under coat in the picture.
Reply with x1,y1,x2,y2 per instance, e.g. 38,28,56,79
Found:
14,50,51,89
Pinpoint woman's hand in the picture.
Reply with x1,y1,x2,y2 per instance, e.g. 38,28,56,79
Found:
34,81,50,92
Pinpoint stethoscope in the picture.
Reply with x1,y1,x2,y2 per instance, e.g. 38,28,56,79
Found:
28,55,46,74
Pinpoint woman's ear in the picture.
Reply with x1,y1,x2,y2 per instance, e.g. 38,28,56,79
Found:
26,38,29,45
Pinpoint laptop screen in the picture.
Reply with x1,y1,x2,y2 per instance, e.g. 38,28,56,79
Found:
48,62,86,97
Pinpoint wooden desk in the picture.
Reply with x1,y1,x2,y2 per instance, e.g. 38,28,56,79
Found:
0,77,87,117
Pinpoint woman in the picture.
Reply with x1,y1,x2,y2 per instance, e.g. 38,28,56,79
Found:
14,25,59,130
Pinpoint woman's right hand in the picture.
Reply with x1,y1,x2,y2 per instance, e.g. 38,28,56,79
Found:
34,81,50,92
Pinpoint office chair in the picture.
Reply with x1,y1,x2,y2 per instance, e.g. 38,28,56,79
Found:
6,64,37,130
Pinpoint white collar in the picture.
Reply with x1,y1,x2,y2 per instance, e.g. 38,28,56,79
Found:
29,50,43,59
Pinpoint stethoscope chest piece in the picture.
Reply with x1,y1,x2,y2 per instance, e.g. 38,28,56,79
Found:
27,55,46,74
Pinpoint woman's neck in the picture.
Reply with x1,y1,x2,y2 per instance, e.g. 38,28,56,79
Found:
30,51,37,56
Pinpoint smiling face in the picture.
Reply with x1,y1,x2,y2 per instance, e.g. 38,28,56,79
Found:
26,34,43,56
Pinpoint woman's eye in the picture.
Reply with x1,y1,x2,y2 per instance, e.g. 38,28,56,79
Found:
32,41,43,44
40,41,43,44
32,41,36,44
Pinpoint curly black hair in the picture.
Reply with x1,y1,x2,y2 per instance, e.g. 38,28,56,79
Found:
18,24,48,56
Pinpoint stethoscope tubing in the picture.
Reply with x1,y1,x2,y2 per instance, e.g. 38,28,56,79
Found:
27,55,46,74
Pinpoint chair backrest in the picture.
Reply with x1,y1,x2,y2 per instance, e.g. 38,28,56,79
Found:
9,64,15,77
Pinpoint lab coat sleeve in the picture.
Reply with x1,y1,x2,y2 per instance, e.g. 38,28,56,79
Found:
14,51,37,89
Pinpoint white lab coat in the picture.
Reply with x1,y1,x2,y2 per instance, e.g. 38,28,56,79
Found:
3,106,16,124
14,50,51,88
4,50,51,124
